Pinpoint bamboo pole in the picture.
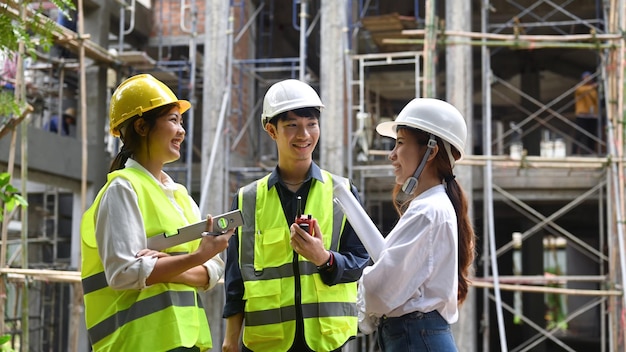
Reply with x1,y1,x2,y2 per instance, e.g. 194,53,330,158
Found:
0,268,80,283
402,29,623,42
0,102,31,341
69,0,87,350
614,3,626,350
601,1,626,351
0,96,21,339
480,275,608,284
383,38,616,50
0,104,33,140
421,0,436,97
380,28,621,50
473,280,623,296
15,3,30,349
366,153,614,169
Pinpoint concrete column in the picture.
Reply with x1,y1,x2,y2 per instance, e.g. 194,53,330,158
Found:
445,0,476,350
202,1,230,350
74,1,112,351
202,0,230,213
319,0,347,175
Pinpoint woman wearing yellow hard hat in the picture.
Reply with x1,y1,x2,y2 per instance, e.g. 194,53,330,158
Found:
80,74,232,351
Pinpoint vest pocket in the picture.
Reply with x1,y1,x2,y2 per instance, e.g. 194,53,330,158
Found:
256,227,291,269
242,280,285,342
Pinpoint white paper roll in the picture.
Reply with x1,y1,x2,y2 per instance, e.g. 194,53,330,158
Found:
333,183,385,262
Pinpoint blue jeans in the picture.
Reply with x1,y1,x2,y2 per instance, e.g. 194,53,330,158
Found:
377,310,457,352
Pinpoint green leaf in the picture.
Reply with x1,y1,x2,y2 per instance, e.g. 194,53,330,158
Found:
13,194,28,207
0,334,9,344
48,0,77,12
5,198,16,213
0,91,21,118
4,184,19,194
0,173,9,187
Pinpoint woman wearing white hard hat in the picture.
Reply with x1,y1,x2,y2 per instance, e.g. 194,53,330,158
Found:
358,98,476,351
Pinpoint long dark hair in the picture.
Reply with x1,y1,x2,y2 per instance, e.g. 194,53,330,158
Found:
109,103,179,172
392,127,476,304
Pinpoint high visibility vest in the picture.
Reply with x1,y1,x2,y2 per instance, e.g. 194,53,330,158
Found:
238,171,358,352
81,168,212,352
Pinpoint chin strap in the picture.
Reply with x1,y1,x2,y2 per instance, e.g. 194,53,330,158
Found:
402,134,437,195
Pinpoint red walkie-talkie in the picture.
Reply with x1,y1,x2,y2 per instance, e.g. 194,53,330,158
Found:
296,196,314,236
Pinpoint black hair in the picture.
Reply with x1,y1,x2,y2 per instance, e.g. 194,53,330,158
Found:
267,107,320,128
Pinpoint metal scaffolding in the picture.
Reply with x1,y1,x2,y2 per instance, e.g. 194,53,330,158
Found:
1,0,624,351
347,0,626,351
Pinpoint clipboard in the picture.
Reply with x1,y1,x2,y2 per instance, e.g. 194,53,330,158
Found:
147,209,243,251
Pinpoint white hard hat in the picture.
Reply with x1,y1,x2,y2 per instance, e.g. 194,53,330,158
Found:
261,79,324,130
376,98,467,160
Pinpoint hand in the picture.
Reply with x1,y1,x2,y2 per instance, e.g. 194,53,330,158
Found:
222,341,240,352
194,214,234,262
290,219,330,266
135,249,170,259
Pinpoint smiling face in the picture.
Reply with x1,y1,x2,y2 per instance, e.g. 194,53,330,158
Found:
144,105,185,165
268,110,320,165
388,128,423,186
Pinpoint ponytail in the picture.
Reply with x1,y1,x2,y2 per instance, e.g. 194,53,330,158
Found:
109,145,133,172
445,177,475,304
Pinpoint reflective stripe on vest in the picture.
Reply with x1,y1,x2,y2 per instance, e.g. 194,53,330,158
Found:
238,171,357,352
87,290,202,344
80,168,211,351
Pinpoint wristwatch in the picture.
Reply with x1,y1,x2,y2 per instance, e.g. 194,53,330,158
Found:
316,251,334,272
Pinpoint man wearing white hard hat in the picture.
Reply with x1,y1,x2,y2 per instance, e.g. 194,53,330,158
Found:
222,79,370,352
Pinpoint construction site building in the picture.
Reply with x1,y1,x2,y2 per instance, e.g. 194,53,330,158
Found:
0,0,624,351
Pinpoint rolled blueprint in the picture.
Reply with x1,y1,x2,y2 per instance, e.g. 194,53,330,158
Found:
333,183,385,262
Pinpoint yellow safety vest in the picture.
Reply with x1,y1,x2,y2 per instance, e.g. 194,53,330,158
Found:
81,167,212,352
238,171,357,352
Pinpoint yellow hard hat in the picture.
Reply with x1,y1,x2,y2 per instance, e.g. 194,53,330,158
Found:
109,74,191,137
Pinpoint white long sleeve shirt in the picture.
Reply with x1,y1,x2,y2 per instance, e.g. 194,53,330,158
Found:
359,184,459,324
95,159,225,291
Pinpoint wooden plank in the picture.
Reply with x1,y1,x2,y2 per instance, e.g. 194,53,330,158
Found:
361,13,404,31
361,13,420,52
150,70,180,85
117,51,157,69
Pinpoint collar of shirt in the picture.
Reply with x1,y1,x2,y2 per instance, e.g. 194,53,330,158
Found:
415,184,446,200
124,158,177,192
267,161,325,190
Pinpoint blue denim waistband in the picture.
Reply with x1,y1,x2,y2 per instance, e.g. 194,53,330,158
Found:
380,310,440,322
